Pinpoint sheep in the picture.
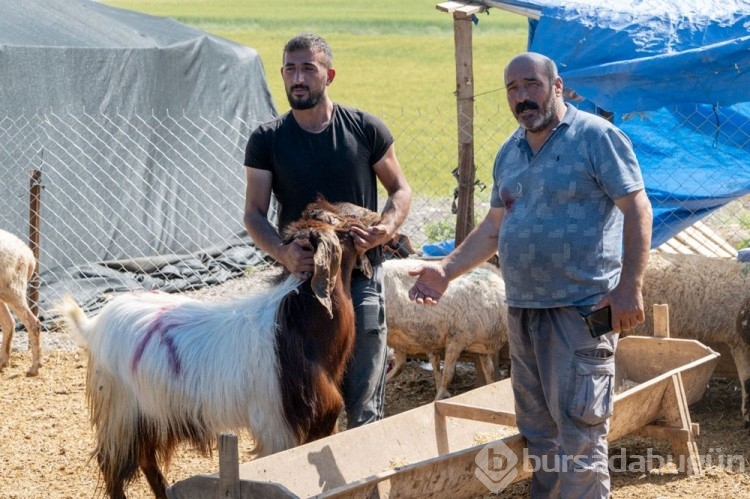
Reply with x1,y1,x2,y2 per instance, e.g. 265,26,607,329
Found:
0,229,41,376
631,251,750,427
57,199,380,499
383,259,508,400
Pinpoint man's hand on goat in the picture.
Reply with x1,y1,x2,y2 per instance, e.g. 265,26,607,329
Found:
281,239,315,280
349,224,388,253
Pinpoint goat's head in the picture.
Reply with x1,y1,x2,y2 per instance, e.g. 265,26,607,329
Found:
282,200,380,317
302,198,381,277
282,220,341,317
302,198,381,228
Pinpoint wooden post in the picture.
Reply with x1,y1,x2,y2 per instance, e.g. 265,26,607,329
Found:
28,169,42,316
437,1,487,245
660,373,703,476
218,433,240,499
653,303,670,338
452,12,475,245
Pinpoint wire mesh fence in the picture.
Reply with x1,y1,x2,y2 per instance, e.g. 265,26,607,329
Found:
1,109,273,322
2,105,750,325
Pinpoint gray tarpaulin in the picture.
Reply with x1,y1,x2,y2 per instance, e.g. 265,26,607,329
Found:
0,0,276,117
0,0,279,326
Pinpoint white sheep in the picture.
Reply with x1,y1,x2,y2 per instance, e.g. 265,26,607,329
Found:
632,251,750,427
57,200,380,499
0,229,41,376
383,259,508,400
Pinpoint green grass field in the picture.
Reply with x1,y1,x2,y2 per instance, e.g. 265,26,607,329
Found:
103,1,528,238
103,0,527,115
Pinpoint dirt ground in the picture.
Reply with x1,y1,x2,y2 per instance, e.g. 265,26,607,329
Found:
1,270,749,498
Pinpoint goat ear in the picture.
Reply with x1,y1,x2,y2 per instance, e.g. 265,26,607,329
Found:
357,254,373,279
310,228,342,319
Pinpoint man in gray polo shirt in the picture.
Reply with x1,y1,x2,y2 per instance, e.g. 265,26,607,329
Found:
408,52,653,498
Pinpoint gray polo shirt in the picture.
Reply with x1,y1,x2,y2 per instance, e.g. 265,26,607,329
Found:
490,103,644,308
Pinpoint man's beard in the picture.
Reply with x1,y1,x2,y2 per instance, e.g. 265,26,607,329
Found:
515,91,558,133
286,85,325,110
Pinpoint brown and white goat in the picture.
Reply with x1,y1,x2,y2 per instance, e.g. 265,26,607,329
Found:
0,229,41,376
58,200,379,499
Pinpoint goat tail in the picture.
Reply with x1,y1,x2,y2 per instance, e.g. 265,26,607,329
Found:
56,294,92,349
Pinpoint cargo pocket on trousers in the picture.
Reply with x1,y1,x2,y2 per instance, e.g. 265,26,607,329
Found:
568,348,615,426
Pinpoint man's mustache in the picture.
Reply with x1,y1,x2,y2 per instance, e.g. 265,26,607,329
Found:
291,84,309,91
515,100,539,114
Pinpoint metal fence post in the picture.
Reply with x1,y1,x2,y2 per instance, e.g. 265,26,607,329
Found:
28,168,42,316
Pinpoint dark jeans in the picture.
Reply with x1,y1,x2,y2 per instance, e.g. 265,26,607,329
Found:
342,264,388,428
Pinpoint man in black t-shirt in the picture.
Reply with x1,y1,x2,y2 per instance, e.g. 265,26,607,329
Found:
243,33,412,429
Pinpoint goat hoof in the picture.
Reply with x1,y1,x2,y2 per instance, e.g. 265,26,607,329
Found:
26,363,41,377
435,391,452,401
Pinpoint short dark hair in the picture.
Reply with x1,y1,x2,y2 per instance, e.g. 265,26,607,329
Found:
283,33,333,68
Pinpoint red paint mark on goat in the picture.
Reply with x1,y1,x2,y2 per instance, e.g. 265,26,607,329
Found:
131,306,183,377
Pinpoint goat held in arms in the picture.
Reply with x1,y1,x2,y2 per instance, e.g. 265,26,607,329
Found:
58,199,380,499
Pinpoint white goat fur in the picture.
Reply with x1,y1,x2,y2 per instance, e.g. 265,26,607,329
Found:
633,252,750,426
384,259,508,400
0,229,41,376
62,277,300,460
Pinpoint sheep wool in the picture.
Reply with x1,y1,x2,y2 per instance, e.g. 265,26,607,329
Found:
0,229,41,376
384,259,508,400
635,252,750,428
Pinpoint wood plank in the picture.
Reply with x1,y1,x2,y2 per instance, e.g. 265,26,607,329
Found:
655,243,678,254
318,434,530,498
658,237,694,255
436,1,487,15
218,434,240,499
635,423,692,442
693,220,737,257
452,10,476,243
654,220,737,258
673,231,716,258
681,226,728,257
168,337,719,497
653,303,670,338
480,0,542,19
660,373,703,476
610,380,669,439
616,336,718,383
167,476,297,499
435,400,517,426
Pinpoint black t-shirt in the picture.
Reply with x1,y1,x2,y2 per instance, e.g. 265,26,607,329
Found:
244,103,394,232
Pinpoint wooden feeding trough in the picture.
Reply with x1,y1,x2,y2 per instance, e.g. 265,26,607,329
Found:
167,307,719,498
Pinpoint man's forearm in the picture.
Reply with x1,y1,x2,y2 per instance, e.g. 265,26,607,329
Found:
619,191,653,289
441,218,500,281
380,188,412,237
244,212,284,262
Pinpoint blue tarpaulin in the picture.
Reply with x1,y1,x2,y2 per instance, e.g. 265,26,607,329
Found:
487,0,750,247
